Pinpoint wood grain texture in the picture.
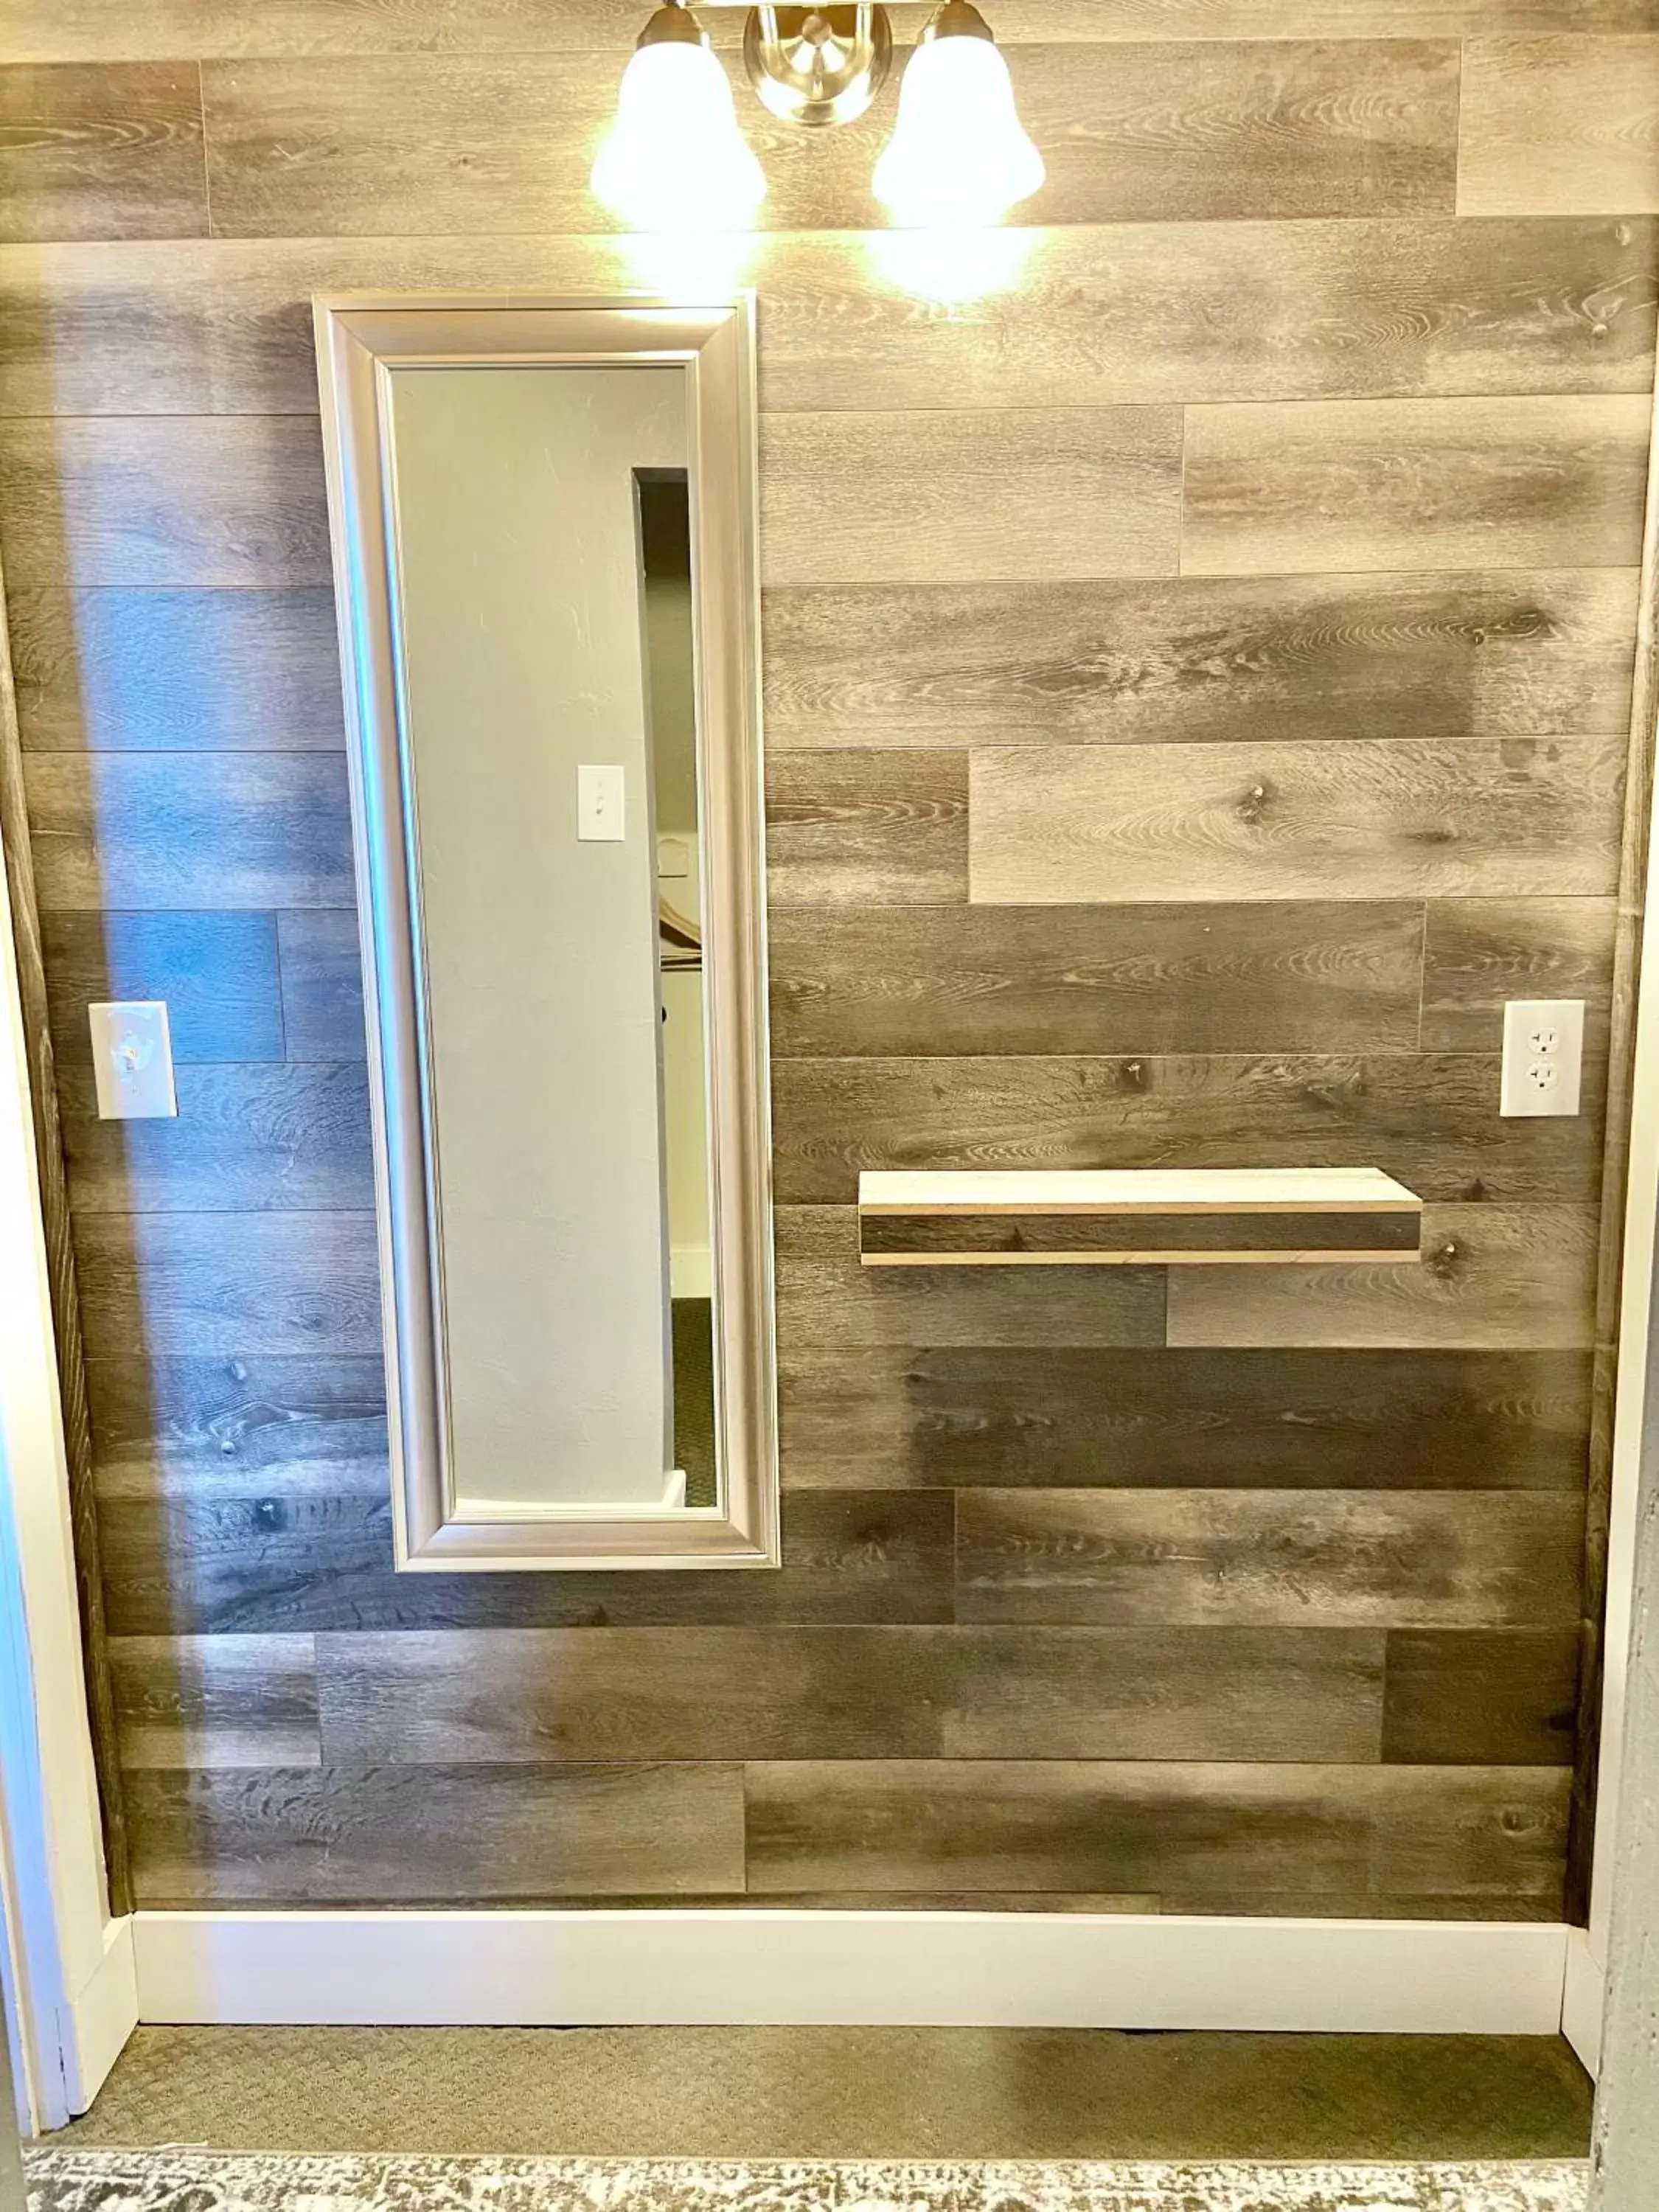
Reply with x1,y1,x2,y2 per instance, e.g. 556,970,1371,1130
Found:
745,1760,1571,1898
779,1345,1594,1492
762,569,1640,748
316,1624,1385,1763
276,910,364,1061
1166,1204,1600,1349
39,909,284,1066
769,902,1426,1058
0,63,206,243
23,751,353,909
1459,37,1659,217
86,1352,387,1500
955,1489,1584,1627
1182,394,1652,577
1421,897,1618,1053
1382,1629,1581,1764
766,752,967,907
108,1632,319,1767
122,1761,747,1903
861,1208,1421,1266
761,408,1182,587
968,737,1625,905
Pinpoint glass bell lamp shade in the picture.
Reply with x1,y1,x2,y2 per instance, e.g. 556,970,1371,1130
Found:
592,20,767,232
872,15,1044,227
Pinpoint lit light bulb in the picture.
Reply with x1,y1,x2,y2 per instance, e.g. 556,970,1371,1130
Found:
873,9,1044,229
592,10,767,234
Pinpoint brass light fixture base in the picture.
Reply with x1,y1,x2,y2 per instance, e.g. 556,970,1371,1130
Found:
743,4,894,126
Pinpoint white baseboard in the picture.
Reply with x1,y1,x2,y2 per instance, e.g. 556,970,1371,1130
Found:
133,1910,1571,2035
58,1916,137,2114
1561,1927,1605,2076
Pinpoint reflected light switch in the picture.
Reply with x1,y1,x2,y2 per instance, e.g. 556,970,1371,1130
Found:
578,764,626,842
88,1001,177,1120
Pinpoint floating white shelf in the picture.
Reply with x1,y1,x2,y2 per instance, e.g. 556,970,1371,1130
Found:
857,1167,1423,1268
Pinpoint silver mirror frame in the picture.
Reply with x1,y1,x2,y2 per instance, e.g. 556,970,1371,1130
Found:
313,295,779,1571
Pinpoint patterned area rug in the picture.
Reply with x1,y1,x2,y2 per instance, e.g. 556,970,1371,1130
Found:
22,2149,1591,2212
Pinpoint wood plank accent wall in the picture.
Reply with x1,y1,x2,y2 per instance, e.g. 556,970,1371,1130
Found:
2,0,1657,1919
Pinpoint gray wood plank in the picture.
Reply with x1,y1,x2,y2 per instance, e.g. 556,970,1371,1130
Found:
779,1345,1595,1493
861,1206,1422,1265
969,737,1624,905
1422,897,1618,1053
123,1761,745,1903
108,1632,319,1767
762,570,1639,748
39,908,284,1066
316,1624,1385,1764
10,588,344,751
1181,394,1652,577
745,1761,1570,1899
23,751,353,910
1166,1203,1599,1350
1459,36,1659,217
0,63,206,243
760,408,1183,586
0,415,330,588
276,910,364,1061
73,1210,382,1360
768,902,1425,1058
60,1062,373,1214
956,1489,1585,1627
766,753,967,908
86,1352,389,1499
1383,1629,1580,1764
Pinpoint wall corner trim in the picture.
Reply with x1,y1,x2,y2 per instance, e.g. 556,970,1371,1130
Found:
131,1910,1571,2036
1561,1925,1605,2078
58,1916,136,2116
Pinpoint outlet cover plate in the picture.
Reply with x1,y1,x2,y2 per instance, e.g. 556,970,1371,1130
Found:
88,1000,178,1119
1500,998,1585,1119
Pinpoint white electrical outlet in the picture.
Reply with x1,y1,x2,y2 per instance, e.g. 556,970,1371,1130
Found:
88,1001,178,1120
1500,998,1585,1119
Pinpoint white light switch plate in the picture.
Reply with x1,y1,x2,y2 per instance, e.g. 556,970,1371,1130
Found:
577,764,626,842
88,1001,178,1120
1500,998,1585,1118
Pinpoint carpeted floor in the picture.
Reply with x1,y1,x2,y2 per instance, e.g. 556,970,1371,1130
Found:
46,2028,1593,2162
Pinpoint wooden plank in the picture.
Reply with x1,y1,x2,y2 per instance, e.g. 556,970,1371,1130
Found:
38,910,283,1068
760,408,1183,587
1166,1203,1600,1350
60,1062,374,1214
772,1056,1608,1208
778,1344,1595,1493
1422,897,1618,1054
0,415,330,588
1382,1629,1581,1764
108,1632,319,1767
72,1210,382,1360
745,1761,1570,1899
96,1489,956,1635
956,1490,1585,1627
316,1624,1385,1763
1182,394,1652,577
10,588,344,751
23,752,353,910
0,63,206,243
762,570,1639,749
969,737,1625,905
86,1352,389,1499
122,1762,746,1903
766,751,968,907
277,910,364,1061
775,1204,1168,1349
769,902,1426,1060
1459,36,1659,217
860,1211,1422,1265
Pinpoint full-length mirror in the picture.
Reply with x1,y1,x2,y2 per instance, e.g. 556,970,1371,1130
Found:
314,299,776,1571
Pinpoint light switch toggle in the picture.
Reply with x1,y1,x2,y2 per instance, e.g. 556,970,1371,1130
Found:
89,1001,178,1120
578,764,626,842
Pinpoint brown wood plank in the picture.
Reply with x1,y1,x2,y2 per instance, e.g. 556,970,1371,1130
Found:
0,63,206,243
316,1624,1385,1764
1459,36,1659,217
762,570,1639,749
769,902,1426,1059
86,1352,389,1499
745,1760,1570,1898
277,910,365,1062
1182,394,1652,577
123,1761,746,1903
969,737,1625,905
766,752,968,907
861,1208,1421,1264
73,1210,382,1360
0,416,330,588
108,1632,319,1767
1383,1629,1581,1764
1422,897,1618,1054
23,751,353,910
779,1344,1595,1493
956,1489,1585,1627
1166,1203,1599,1350
761,408,1182,586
